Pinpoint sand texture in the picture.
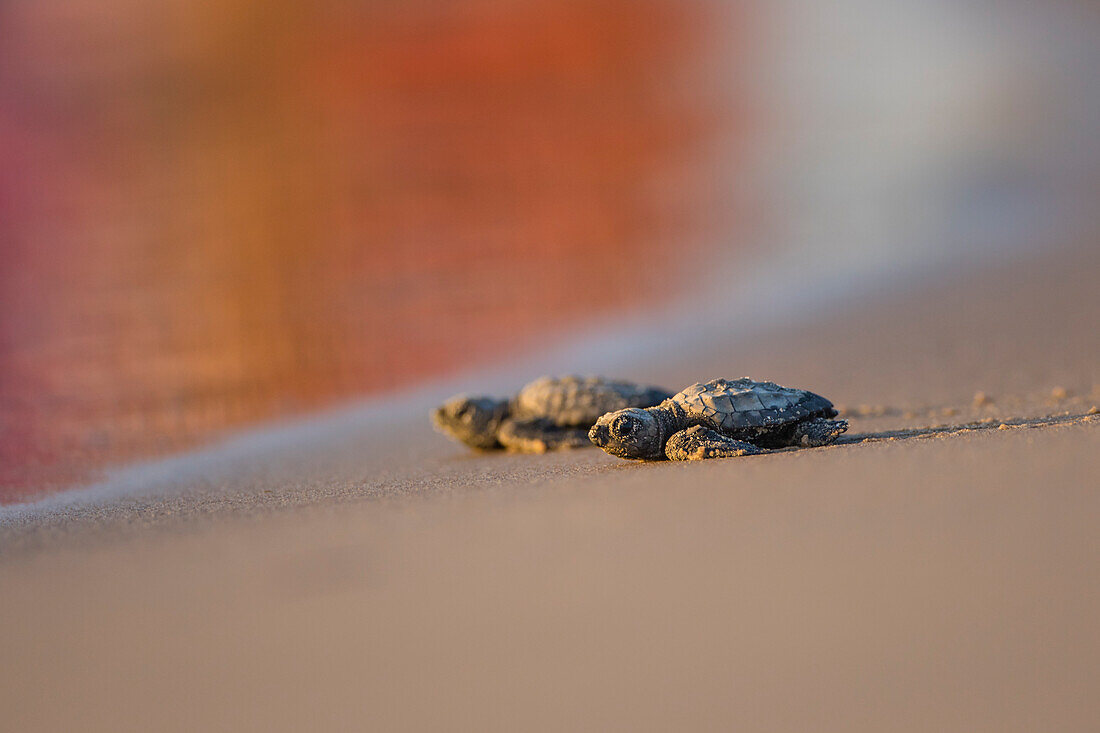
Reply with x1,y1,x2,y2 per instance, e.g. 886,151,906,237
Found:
1,242,1098,732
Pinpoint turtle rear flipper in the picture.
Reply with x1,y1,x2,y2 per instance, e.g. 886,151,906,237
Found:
665,425,762,461
788,418,848,447
498,417,590,454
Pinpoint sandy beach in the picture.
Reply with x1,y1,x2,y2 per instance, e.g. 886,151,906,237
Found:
2,238,1097,731
3,1,1099,730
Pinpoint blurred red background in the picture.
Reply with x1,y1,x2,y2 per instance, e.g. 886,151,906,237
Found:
0,0,750,500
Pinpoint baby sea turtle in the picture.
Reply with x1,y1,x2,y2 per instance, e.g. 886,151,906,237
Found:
432,376,673,453
589,377,848,460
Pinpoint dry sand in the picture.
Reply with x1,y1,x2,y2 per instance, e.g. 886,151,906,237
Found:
1,242,1098,732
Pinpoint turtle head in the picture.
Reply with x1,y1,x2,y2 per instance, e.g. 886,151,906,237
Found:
431,395,510,450
589,407,664,460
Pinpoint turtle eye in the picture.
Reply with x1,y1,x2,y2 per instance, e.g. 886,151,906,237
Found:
612,415,636,436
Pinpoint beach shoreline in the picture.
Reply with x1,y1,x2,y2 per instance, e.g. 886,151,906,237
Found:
4,225,1094,523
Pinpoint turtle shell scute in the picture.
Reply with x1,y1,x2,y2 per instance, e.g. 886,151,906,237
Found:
671,378,834,429
515,375,672,426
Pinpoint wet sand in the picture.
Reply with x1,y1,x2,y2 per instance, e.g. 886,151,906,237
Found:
2,241,1099,732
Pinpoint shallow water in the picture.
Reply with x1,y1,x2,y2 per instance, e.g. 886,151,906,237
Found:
2,0,1098,504
0,0,747,501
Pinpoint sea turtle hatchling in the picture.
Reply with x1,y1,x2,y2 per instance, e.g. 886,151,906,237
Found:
589,377,848,460
432,376,673,453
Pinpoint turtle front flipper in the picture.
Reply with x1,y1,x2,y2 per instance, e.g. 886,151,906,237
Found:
498,417,591,453
788,418,848,447
664,425,762,461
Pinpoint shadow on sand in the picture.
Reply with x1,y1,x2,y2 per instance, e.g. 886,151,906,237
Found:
841,411,1096,446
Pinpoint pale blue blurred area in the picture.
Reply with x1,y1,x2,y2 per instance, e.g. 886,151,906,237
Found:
755,0,1100,276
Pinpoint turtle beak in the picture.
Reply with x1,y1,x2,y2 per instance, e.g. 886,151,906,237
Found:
588,424,607,447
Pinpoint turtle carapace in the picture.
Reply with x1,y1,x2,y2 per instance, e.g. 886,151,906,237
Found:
589,378,848,460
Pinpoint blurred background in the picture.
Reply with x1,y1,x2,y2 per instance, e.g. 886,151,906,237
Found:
1,0,1098,502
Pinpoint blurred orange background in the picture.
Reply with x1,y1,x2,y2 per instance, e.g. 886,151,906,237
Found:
0,1,748,500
